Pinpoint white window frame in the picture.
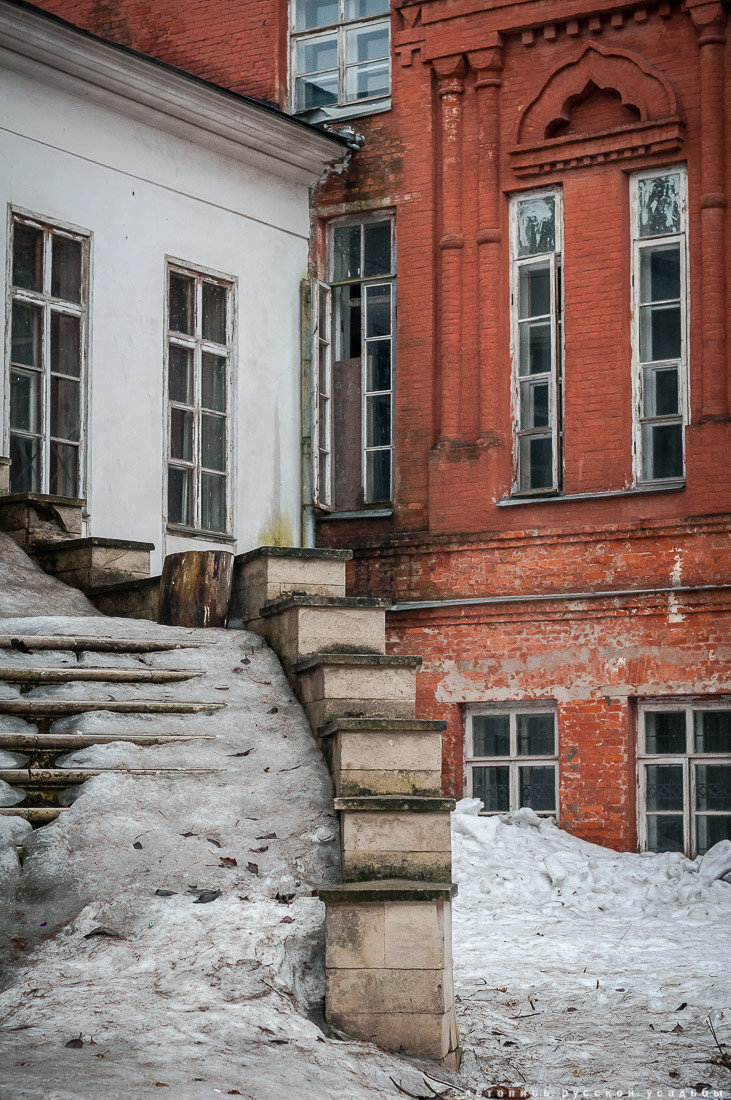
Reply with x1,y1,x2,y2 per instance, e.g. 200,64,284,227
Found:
312,280,332,509
630,165,689,487
637,700,730,858
5,207,90,500
465,704,559,818
289,0,391,120
509,188,564,497
164,259,235,537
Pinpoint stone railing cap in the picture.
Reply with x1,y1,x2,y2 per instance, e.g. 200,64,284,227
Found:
321,717,446,737
334,795,456,812
294,653,422,673
260,593,390,616
0,491,85,507
318,878,458,903
33,537,155,552
235,545,353,565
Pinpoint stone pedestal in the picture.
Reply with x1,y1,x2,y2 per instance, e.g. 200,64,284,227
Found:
294,653,420,731
322,717,445,796
335,795,455,882
0,492,84,551
33,537,153,590
256,594,388,667
231,545,351,623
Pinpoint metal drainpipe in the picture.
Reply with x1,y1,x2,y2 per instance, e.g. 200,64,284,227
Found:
300,278,316,549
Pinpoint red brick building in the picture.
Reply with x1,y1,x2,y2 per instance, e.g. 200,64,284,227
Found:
33,0,731,854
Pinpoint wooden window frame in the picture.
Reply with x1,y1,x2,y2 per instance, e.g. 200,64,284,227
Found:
465,704,559,819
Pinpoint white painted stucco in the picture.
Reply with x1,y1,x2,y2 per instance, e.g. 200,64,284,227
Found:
0,4,344,572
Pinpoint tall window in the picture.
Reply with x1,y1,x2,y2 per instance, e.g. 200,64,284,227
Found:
631,167,688,484
8,213,88,498
166,264,233,535
510,190,564,494
291,0,390,117
638,704,730,857
466,707,558,817
314,215,395,512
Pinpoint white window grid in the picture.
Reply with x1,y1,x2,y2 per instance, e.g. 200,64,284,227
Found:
6,210,89,499
465,705,559,818
313,280,332,508
290,0,391,116
509,189,564,496
630,165,689,486
165,262,234,536
637,700,730,858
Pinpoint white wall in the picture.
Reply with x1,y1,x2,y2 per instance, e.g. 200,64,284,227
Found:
1,59,313,572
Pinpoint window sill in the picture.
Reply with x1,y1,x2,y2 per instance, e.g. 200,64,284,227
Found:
317,507,393,521
497,481,685,507
295,98,391,126
166,524,236,544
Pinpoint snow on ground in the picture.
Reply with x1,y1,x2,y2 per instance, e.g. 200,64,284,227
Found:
0,532,99,618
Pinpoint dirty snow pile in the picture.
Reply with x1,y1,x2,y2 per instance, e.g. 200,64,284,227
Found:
0,531,99,618
451,799,731,1096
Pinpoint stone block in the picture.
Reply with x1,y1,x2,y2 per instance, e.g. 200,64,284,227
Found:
231,546,351,623
324,1008,460,1065
327,724,444,795
0,492,84,551
325,901,385,969
326,966,450,1015
294,655,420,730
33,537,153,591
336,797,454,881
89,577,161,620
257,596,388,665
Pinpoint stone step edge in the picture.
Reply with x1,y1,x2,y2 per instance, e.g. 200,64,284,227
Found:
0,635,210,652
333,796,456,813
235,546,352,565
0,733,217,748
319,878,458,904
293,653,421,674
321,717,446,738
0,492,84,508
0,807,64,822
32,537,155,553
87,577,160,596
0,767,223,782
0,701,224,714
0,668,204,682
259,594,390,617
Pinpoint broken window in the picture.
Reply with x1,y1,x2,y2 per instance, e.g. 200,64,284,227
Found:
631,167,688,484
638,704,731,857
510,190,563,495
313,215,395,512
166,264,233,535
8,213,88,498
465,707,558,817
291,0,390,118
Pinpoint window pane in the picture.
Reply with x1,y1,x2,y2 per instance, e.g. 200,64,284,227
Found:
10,370,41,433
473,766,510,812
333,224,361,282
363,221,392,277
170,407,193,462
169,273,195,335
643,423,683,480
11,302,42,368
694,710,731,754
519,765,556,812
168,466,193,526
12,223,43,291
345,0,389,17
696,815,731,855
520,381,549,429
472,715,510,757
640,245,680,303
366,393,391,447
346,22,389,62
346,59,390,101
297,34,338,73
643,367,679,418
519,435,553,490
645,711,686,754
296,72,339,110
51,377,81,442
638,174,681,237
365,448,391,503
366,340,391,392
517,713,555,756
51,235,82,303
202,353,227,412
169,345,193,404
49,440,79,497
366,284,391,337
645,764,683,812
295,0,338,31
519,322,552,376
646,814,684,853
518,263,550,319
201,472,227,532
10,434,41,493
201,414,226,472
517,196,555,258
202,283,227,344
640,304,681,362
51,313,81,377
695,764,731,812
334,284,362,358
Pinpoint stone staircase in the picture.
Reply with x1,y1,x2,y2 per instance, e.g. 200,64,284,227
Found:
0,633,222,824
233,546,460,1068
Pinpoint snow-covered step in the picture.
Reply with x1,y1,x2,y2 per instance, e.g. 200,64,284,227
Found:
0,731,217,751
0,700,224,716
0,806,64,823
294,652,420,730
0,635,208,652
321,717,445,797
0,668,204,685
0,766,222,784
334,795,455,883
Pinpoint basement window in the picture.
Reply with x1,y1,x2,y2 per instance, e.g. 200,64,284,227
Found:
166,263,234,536
313,214,395,512
510,190,564,496
638,703,731,858
291,0,391,120
631,167,689,485
7,212,89,498
465,706,558,817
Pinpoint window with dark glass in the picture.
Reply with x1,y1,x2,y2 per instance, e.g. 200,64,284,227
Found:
291,0,390,117
8,214,87,498
166,265,232,535
466,708,558,817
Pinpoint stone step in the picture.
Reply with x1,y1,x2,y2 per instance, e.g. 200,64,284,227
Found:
0,668,204,685
254,595,388,667
0,806,64,823
0,491,83,552
0,766,221,784
333,795,455,883
88,577,161,620
0,700,223,717
0,731,216,752
232,545,352,624
321,718,445,797
0,635,207,653
294,652,420,730
31,537,154,591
